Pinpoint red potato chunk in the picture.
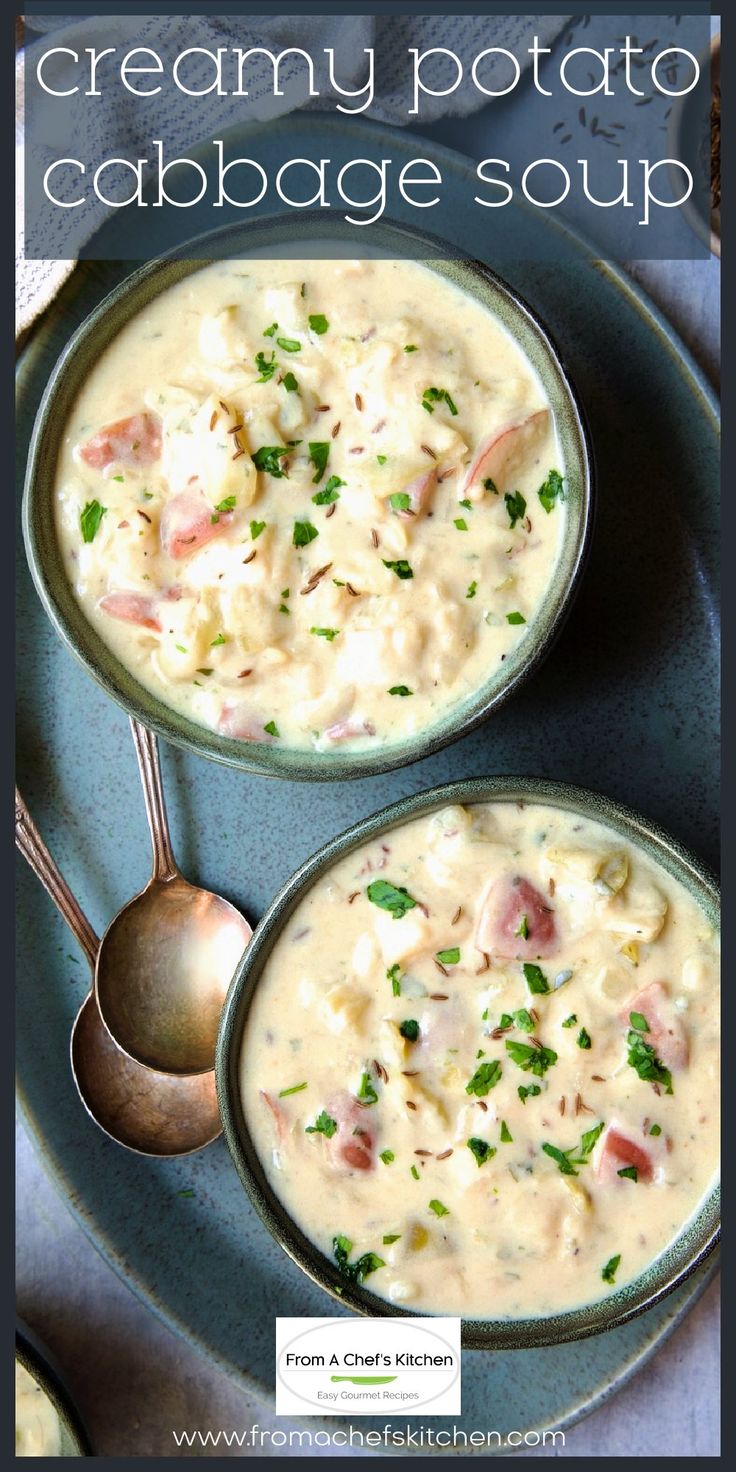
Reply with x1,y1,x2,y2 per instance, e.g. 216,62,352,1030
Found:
475,874,558,959
260,1089,286,1145
160,490,234,561
323,718,376,742
79,412,162,470
398,467,437,519
463,409,549,495
622,981,689,1071
98,591,164,631
596,1123,655,1184
218,705,275,743
326,1092,375,1172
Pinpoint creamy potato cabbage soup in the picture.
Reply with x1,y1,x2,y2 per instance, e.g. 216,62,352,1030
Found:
55,258,565,751
240,802,719,1317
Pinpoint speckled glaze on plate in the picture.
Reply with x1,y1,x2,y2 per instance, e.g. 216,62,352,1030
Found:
16,1322,91,1456
217,776,720,1350
16,119,719,1447
22,216,593,782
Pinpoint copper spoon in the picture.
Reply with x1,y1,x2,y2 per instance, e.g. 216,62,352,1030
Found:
15,790,222,1156
94,719,252,1076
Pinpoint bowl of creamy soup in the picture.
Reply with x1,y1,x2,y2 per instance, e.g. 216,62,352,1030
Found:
217,777,719,1348
16,1326,90,1456
24,218,593,779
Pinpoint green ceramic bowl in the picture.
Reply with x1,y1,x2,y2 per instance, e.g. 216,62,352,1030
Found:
216,775,720,1349
23,217,593,781
15,1323,91,1456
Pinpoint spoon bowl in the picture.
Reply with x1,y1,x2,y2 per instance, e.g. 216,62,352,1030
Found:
96,876,250,1076
15,787,223,1156
94,718,251,1075
71,995,222,1155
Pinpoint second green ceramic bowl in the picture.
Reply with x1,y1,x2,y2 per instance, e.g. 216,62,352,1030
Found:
216,775,720,1349
23,216,594,781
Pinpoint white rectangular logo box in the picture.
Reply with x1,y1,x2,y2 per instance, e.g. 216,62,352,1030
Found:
276,1317,462,1416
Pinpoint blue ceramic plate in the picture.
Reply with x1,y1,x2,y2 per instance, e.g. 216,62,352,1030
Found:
16,121,719,1445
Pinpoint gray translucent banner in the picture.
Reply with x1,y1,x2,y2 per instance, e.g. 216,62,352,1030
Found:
24,11,712,264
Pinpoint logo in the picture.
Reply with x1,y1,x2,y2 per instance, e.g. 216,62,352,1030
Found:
275,1317,461,1416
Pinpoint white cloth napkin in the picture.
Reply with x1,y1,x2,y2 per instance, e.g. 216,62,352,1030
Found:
17,12,567,335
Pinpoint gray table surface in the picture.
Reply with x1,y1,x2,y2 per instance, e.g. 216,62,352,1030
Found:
16,256,720,1458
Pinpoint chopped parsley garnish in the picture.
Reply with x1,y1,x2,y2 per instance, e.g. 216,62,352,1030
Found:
263,720,280,737
305,1111,337,1137
277,336,301,353
313,474,345,505
250,519,266,540
215,495,237,513
542,1121,604,1176
629,1011,649,1033
279,1081,307,1098
263,321,278,337
255,350,277,382
196,668,213,677
512,1008,535,1034
410,1164,420,1180
308,441,330,483
618,1165,638,1182
210,632,227,648
282,371,299,392
388,492,411,512
404,344,418,353
577,1027,592,1050
293,520,319,548
383,1233,401,1244
399,1019,420,1042
649,1123,662,1137
252,445,292,478
367,880,417,920
388,685,413,697
627,1029,673,1094
454,517,468,531
515,914,529,940
601,1254,621,1285
333,1235,384,1284
387,964,402,996
422,386,458,416
465,1060,502,1097
112,474,124,483
310,626,339,641
428,1199,450,1217
466,581,478,599
483,476,498,494
500,1121,513,1143
308,313,329,335
382,559,414,580
505,490,527,528
436,947,460,966
562,1014,578,1028
505,1039,557,1077
518,1083,542,1104
467,1137,496,1167
506,611,526,625
380,1149,395,1165
538,468,565,514
356,1072,378,1106
523,962,550,995
80,500,106,543
377,454,388,465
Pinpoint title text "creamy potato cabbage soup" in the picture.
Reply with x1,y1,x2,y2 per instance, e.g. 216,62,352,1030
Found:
240,803,719,1317
55,259,565,751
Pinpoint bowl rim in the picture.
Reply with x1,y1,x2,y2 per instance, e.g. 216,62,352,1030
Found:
15,1321,91,1456
22,213,595,782
215,773,720,1350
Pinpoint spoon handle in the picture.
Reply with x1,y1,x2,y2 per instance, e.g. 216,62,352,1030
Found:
129,718,179,882
15,788,99,970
